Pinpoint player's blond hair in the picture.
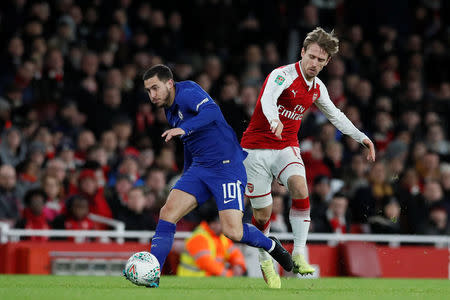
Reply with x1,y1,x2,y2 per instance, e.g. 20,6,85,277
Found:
303,27,339,57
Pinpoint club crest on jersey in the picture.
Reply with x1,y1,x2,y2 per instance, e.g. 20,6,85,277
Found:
312,91,319,102
178,110,184,120
274,75,285,85
247,183,254,193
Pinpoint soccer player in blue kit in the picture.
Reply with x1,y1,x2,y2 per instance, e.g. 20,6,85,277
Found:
143,65,293,286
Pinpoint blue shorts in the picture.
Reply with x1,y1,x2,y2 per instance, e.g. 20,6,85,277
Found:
173,161,247,211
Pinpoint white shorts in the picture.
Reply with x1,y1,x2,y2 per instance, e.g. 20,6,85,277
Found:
243,146,306,209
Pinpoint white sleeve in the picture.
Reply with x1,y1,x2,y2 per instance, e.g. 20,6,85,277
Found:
314,79,368,144
260,69,293,124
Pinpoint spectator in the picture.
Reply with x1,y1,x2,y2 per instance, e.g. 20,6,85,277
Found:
368,196,401,234
177,210,246,277
138,148,155,176
16,159,41,199
116,187,156,231
323,141,344,178
313,193,350,233
310,175,332,226
52,195,95,238
15,188,50,241
56,139,78,171
77,169,112,219
342,154,369,198
100,130,119,166
42,174,64,222
418,204,450,235
74,129,96,163
426,123,450,156
0,127,27,167
405,180,447,234
94,87,126,135
108,154,143,187
351,161,394,223
45,158,68,189
112,116,133,151
301,140,331,190
416,151,441,182
0,164,22,221
145,166,168,206
105,173,134,218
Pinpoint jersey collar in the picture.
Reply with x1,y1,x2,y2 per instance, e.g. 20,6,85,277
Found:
297,61,315,91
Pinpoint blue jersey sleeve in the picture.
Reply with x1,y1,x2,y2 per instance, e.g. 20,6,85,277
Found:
177,83,221,136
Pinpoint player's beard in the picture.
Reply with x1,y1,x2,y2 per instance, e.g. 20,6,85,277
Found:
154,87,171,107
161,87,171,107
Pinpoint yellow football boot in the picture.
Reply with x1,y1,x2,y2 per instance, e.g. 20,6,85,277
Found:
260,259,281,289
292,254,315,275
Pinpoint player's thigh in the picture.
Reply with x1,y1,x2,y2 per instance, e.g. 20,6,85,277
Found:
243,149,274,209
272,147,307,194
218,209,244,241
161,168,211,222
159,188,198,223
204,162,246,212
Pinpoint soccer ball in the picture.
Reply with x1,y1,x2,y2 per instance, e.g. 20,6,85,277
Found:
123,252,160,287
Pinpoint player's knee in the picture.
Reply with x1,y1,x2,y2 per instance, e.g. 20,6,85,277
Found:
287,177,308,198
222,226,243,242
159,204,177,224
253,212,270,225
290,188,308,199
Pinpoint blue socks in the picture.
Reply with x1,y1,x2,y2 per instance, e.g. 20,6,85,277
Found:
150,219,176,268
240,223,273,251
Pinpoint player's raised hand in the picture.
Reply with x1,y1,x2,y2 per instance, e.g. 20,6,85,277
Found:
362,138,376,162
162,128,186,142
270,120,283,140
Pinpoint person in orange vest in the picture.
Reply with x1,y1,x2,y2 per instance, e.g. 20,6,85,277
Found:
177,212,246,277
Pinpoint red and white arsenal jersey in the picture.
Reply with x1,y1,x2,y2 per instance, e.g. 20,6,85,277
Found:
241,61,367,150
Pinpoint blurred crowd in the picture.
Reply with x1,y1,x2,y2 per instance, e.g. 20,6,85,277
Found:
0,0,450,239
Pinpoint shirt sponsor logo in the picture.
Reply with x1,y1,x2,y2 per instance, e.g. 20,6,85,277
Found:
274,75,285,85
278,104,305,120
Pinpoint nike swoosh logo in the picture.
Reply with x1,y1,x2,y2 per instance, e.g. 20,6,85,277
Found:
224,199,234,204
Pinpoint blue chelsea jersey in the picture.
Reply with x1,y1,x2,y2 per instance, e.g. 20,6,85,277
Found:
165,81,245,167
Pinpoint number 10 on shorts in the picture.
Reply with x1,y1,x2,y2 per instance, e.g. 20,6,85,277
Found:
222,180,242,204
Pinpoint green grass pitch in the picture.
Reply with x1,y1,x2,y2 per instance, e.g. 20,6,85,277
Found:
0,275,448,300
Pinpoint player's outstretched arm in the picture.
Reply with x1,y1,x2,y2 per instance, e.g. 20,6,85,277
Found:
162,128,186,142
362,138,376,162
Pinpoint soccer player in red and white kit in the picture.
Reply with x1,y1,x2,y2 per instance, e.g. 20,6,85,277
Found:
241,27,376,288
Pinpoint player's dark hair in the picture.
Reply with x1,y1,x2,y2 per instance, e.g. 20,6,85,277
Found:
142,64,174,82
